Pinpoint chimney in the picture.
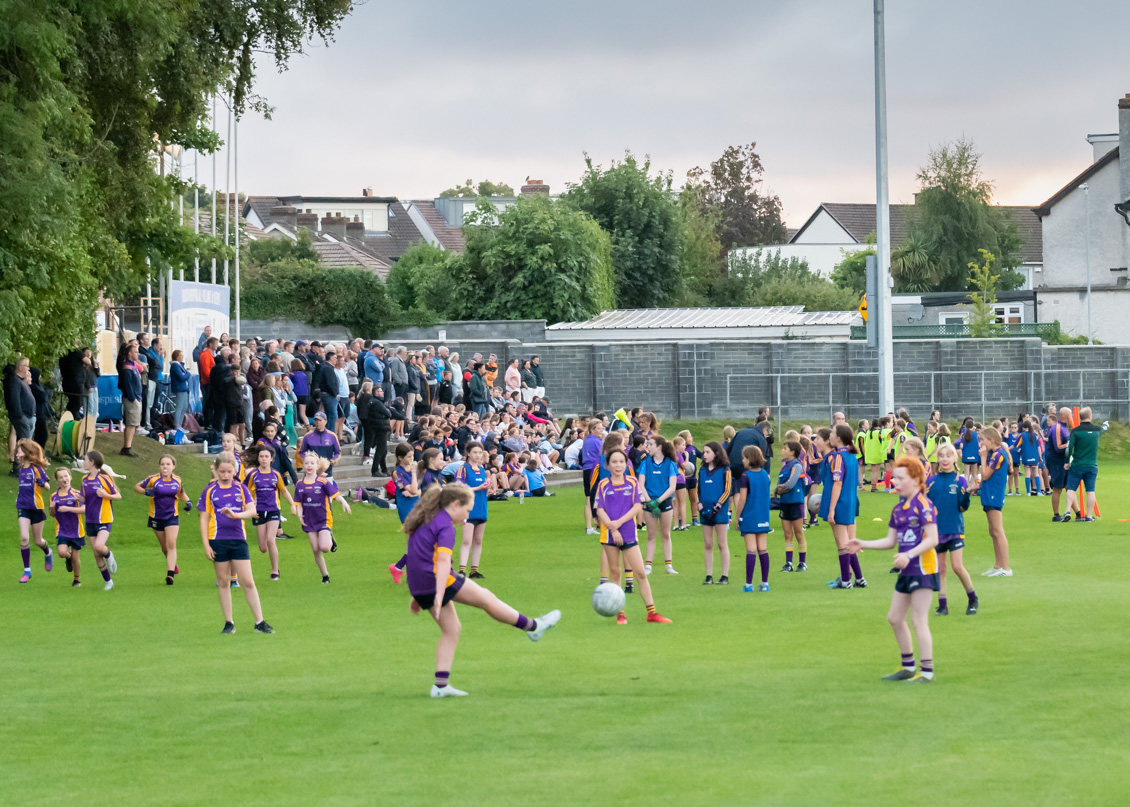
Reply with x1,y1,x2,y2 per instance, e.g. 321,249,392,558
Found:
362,187,374,197
520,178,550,196
1086,133,1119,163
270,204,297,230
296,211,318,232
320,214,347,239
1120,94,1130,205
346,217,365,239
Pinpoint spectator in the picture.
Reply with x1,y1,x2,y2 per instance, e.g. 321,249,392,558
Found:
117,340,142,457
726,422,769,479
358,380,391,475
504,358,521,398
290,358,310,429
246,356,267,413
520,359,537,404
313,349,341,432
469,362,490,418
82,349,100,423
198,336,218,426
755,406,774,462
59,348,87,418
170,349,190,429
530,354,545,398
389,346,409,411
334,352,350,440
29,367,52,449
485,353,499,388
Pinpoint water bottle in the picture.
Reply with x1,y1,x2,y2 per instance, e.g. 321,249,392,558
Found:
519,491,524,504
158,432,165,445
202,440,208,455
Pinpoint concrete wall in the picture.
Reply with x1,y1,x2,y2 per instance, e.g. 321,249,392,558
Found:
382,320,547,345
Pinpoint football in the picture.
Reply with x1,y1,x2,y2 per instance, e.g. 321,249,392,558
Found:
807,492,821,516
592,582,626,617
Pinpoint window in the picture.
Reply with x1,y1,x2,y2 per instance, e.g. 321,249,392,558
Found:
940,312,966,333
993,304,1023,324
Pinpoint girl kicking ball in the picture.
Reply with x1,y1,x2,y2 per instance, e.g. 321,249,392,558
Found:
197,452,273,634
294,453,351,584
136,454,191,585
244,445,295,581
595,449,672,625
733,445,772,592
50,468,84,587
405,482,561,698
847,456,938,683
926,443,978,615
15,439,52,583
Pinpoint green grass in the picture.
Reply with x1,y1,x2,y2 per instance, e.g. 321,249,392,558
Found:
2,433,1129,805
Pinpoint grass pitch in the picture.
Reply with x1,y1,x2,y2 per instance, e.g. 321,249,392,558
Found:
2,435,1128,805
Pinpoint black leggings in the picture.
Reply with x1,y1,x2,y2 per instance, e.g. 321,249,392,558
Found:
366,423,390,475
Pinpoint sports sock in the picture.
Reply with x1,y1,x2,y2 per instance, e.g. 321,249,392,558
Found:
599,576,609,584
745,552,756,585
759,552,770,584
799,550,807,564
849,554,863,580
1024,478,1031,494
1033,477,1041,494
21,547,31,571
470,565,478,575
665,558,673,566
514,614,536,631
920,659,934,679
786,548,794,564
645,603,656,615
625,569,634,584
40,543,50,555
939,596,948,610
968,589,977,601
395,554,407,570
100,567,111,582
900,652,915,671
435,670,449,689
459,564,466,575
838,553,850,582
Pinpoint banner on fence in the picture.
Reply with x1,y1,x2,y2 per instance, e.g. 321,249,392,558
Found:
169,280,229,374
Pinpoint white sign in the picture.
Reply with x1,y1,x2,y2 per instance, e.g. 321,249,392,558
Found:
169,279,230,373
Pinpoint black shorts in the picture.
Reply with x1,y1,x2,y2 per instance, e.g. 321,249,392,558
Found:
603,539,639,552
529,487,547,497
936,535,965,553
685,476,697,491
583,471,595,497
895,573,940,594
147,516,180,530
210,539,251,563
467,518,486,526
57,536,85,550
412,574,465,610
779,501,804,522
1047,460,1067,489
17,508,46,524
649,498,673,514
253,510,282,526
675,481,687,491
982,505,1002,513
85,522,112,537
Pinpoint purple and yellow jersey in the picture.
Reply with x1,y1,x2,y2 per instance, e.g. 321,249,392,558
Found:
1046,421,1070,460
590,453,636,492
82,472,117,524
295,475,340,532
16,465,49,510
889,491,938,576
595,476,642,545
421,469,445,489
141,474,184,520
245,467,285,513
196,481,252,541
405,509,457,597
51,490,84,540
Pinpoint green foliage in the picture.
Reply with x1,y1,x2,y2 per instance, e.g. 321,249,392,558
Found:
891,233,939,293
449,195,613,324
721,250,859,311
1044,320,1100,346
675,184,725,304
963,249,1004,337
247,229,319,264
386,242,456,323
830,247,874,296
564,152,681,308
687,142,787,250
440,179,516,198
0,0,351,368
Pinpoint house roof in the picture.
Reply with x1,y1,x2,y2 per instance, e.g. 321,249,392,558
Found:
352,203,433,264
243,196,281,226
1033,146,1120,217
792,202,1043,263
409,200,466,251
311,240,391,279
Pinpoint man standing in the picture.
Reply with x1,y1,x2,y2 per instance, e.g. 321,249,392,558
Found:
1046,407,1072,522
297,411,342,474
314,349,341,432
530,354,545,399
198,336,218,427
1064,407,1108,523
832,411,846,428
389,346,409,403
118,343,142,457
469,362,490,418
727,423,769,479
755,406,774,465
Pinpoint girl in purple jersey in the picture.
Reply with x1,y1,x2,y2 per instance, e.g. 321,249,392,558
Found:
848,456,939,683
244,444,295,581
50,467,85,587
135,454,191,585
15,438,52,583
197,452,272,634
405,483,560,698
81,450,121,590
294,453,352,584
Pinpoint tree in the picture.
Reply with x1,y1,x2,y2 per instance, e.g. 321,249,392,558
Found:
564,152,681,308
0,0,352,368
675,184,725,305
721,249,858,311
963,249,1003,337
830,246,874,297
912,138,1025,291
891,233,939,293
687,142,787,251
448,195,613,324
386,241,457,322
440,179,516,198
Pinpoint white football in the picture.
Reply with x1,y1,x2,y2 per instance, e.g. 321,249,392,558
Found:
807,492,821,515
592,582,627,617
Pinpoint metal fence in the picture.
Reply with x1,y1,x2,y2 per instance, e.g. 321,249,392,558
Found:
849,323,1062,341
722,369,1127,430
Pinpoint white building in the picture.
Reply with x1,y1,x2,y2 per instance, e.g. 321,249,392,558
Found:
1033,94,1130,343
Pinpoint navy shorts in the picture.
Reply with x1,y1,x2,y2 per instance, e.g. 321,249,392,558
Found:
253,510,282,526
18,508,46,524
1067,466,1097,493
982,505,1002,513
936,534,965,553
895,573,940,594
1022,458,1038,467
467,518,486,526
209,539,250,563
602,539,639,552
412,574,465,610
85,522,112,537
148,516,179,530
779,501,805,522
57,536,85,550
685,477,697,491
649,498,673,514
1047,460,1067,489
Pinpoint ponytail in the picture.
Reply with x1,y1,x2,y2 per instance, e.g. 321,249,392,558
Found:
403,482,473,536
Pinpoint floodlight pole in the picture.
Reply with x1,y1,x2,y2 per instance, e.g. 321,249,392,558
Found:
874,0,895,414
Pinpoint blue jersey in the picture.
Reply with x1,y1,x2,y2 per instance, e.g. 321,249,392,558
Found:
638,456,678,501
979,447,1009,508
392,465,418,524
1006,433,1022,464
737,469,771,534
958,432,980,464
777,458,805,505
825,449,858,524
817,451,832,519
1020,431,1040,465
926,470,969,535
455,463,489,521
697,465,732,524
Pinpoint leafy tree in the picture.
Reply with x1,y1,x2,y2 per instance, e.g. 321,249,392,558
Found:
687,142,787,251
247,228,319,265
720,249,858,311
449,195,613,324
963,249,1004,337
440,179,516,198
386,242,457,322
830,246,874,296
675,184,724,305
912,138,1025,291
564,152,681,308
891,233,939,293
0,0,352,367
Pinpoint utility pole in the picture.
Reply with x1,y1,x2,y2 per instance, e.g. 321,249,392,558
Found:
873,0,895,414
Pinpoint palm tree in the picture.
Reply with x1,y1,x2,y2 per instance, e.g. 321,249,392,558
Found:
892,234,938,293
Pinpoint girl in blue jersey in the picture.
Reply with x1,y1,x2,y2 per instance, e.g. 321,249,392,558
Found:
957,418,980,483
775,440,807,572
638,436,679,576
456,441,493,579
1019,418,1042,496
1005,422,1022,496
50,467,84,587
678,430,702,527
135,454,192,585
927,443,978,616
15,439,52,583
733,445,772,592
847,456,938,682
244,445,295,582
977,427,1012,577
697,442,732,586
388,442,421,584
825,425,865,589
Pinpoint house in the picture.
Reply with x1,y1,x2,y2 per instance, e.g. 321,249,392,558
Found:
1032,94,1130,344
736,201,1043,287
890,289,1037,329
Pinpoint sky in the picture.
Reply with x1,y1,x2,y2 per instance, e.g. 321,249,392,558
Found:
218,0,1129,228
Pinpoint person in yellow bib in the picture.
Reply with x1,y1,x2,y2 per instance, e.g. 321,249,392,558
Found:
862,419,888,492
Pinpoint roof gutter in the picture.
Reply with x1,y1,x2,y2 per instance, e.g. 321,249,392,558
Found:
1116,200,1130,227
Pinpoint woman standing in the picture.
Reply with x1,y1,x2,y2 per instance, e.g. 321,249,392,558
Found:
290,358,310,430
170,350,191,430
246,356,267,415
519,360,536,404
697,442,732,586
135,454,191,585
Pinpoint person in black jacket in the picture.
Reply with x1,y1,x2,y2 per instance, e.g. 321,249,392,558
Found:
29,367,53,449
727,425,770,479
358,381,391,476
59,348,87,418
313,350,340,432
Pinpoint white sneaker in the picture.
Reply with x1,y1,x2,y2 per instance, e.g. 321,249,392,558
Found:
104,579,115,591
985,568,1006,577
585,527,599,536
362,458,372,466
528,609,561,642
430,684,468,698
998,569,1013,577
107,551,118,574
666,564,679,575
980,568,997,576
644,563,653,575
